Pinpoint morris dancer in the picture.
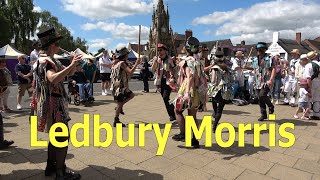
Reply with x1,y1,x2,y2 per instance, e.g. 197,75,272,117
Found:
246,42,275,121
151,44,176,121
33,26,82,179
171,37,206,148
110,47,141,127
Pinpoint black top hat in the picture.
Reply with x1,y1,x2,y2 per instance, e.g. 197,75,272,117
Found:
37,26,63,49
115,47,130,59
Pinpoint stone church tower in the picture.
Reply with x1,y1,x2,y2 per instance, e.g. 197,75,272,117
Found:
149,0,173,58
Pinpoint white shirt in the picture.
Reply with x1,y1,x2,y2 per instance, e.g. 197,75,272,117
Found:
299,87,309,103
288,58,299,81
30,49,39,63
303,60,320,79
232,58,244,81
99,56,112,73
295,61,305,80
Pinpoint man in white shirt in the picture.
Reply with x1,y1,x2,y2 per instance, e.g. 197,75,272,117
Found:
284,49,300,106
232,51,245,100
303,51,320,119
99,49,112,95
29,40,40,66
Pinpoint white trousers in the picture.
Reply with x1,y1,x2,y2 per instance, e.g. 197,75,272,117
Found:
284,80,297,104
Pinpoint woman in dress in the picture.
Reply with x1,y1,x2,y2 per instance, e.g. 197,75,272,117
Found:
171,37,206,148
110,47,141,127
33,26,82,180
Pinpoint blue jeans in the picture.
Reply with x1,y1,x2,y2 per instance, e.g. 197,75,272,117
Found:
77,83,92,101
272,78,282,100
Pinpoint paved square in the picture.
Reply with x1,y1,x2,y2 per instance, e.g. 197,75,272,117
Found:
1,89,320,179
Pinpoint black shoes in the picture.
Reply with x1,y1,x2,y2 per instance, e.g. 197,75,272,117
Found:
269,106,274,114
172,133,185,141
55,168,81,180
0,140,14,150
258,116,267,121
191,138,200,149
113,117,126,127
45,160,56,176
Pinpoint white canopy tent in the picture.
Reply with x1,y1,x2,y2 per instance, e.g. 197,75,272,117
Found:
0,44,26,59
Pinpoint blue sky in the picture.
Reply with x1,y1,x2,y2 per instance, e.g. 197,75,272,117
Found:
33,0,320,54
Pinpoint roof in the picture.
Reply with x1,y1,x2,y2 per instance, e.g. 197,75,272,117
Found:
173,33,185,41
304,39,320,52
201,39,233,50
277,39,312,54
314,36,320,42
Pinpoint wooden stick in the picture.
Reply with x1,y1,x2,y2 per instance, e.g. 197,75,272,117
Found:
244,47,254,63
138,25,141,60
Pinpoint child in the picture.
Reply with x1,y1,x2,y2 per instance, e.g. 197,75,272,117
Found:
294,79,311,119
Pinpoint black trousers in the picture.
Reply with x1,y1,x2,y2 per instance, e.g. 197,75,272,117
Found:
142,72,149,92
0,113,4,142
161,77,175,118
257,85,274,118
212,91,227,131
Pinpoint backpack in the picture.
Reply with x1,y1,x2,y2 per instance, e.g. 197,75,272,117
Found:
311,62,320,80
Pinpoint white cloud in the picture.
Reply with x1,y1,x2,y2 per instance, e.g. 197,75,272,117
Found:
192,0,320,44
88,38,113,52
192,9,243,25
81,22,150,42
33,6,42,12
60,0,154,20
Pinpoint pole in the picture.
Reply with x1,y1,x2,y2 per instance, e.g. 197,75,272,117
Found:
138,25,141,60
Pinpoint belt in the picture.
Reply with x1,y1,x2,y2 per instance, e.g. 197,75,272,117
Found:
50,93,63,97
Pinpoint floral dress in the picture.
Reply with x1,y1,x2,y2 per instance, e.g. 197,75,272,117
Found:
171,56,206,110
110,61,132,102
32,55,70,133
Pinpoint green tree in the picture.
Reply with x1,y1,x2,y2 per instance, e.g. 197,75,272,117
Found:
0,8,13,47
94,48,106,56
6,0,39,52
38,10,88,53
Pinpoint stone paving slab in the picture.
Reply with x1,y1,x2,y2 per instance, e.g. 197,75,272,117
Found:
1,89,320,180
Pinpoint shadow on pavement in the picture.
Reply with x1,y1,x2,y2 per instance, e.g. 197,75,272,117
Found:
222,110,251,115
3,123,18,128
0,147,74,165
222,127,270,135
178,141,270,160
275,119,318,127
0,164,164,180
134,121,179,129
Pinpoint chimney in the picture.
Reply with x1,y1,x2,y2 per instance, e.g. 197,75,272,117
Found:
273,32,279,43
296,32,301,45
185,30,193,41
